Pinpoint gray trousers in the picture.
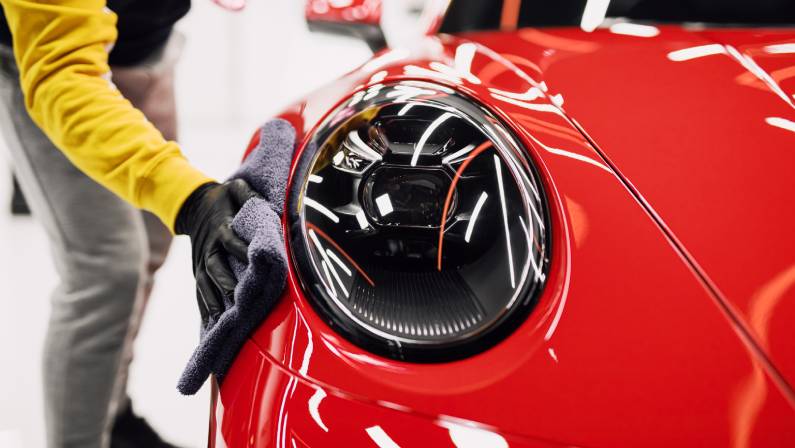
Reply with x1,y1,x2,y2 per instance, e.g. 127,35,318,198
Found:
0,37,181,448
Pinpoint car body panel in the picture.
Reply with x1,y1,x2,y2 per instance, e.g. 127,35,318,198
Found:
213,340,571,447
213,27,795,447
465,26,795,387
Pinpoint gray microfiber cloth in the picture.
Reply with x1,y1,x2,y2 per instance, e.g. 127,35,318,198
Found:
177,119,296,395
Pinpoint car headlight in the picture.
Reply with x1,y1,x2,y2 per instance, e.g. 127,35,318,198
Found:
288,81,549,361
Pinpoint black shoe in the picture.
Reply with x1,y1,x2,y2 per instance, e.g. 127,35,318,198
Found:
110,404,184,448
10,174,30,216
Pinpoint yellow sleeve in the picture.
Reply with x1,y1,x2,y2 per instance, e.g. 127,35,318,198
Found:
1,0,214,232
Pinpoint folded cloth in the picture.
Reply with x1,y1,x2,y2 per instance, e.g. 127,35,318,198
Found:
177,119,296,395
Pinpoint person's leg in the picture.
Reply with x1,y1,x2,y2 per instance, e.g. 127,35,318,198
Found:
0,48,151,448
108,212,171,420
106,35,182,421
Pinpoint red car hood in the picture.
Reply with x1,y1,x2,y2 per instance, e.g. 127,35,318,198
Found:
232,26,795,447
468,25,795,389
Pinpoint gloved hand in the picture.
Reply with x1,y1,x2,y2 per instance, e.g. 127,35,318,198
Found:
175,179,259,324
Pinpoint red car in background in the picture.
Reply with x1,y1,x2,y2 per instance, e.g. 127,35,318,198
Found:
210,1,795,446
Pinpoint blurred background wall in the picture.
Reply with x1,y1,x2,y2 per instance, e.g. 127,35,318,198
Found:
0,2,373,447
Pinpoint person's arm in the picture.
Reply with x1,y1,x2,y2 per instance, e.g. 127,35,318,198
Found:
1,0,211,231
2,0,259,320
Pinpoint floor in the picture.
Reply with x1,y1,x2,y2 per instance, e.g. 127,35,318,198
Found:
0,2,371,447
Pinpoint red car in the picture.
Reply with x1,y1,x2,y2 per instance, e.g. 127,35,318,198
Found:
210,1,795,446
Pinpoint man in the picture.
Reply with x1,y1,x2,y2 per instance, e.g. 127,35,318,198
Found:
0,1,256,447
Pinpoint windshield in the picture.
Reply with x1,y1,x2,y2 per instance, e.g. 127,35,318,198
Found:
440,0,795,33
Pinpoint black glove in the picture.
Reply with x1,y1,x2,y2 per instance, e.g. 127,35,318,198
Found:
175,179,259,324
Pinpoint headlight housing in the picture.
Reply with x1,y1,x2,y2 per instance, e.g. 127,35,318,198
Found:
288,81,549,361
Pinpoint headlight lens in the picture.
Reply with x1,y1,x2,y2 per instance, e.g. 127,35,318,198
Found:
288,81,549,361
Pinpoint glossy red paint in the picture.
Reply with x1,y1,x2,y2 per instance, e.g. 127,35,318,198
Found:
213,25,795,447
466,25,795,391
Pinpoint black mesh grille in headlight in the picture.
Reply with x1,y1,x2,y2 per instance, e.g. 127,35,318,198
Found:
288,81,550,361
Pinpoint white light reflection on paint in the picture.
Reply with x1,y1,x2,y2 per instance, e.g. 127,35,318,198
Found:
545,146,611,171
580,0,610,32
404,64,464,84
464,192,488,243
490,93,565,116
308,174,323,183
488,86,544,101
764,43,795,54
667,44,726,61
308,388,328,432
453,42,482,84
386,84,441,102
548,347,559,363
277,316,301,448
494,155,516,288
724,45,794,108
539,81,548,92
304,197,340,223
363,83,384,101
361,48,409,72
365,425,401,448
609,22,659,37
544,194,574,341
429,62,472,82
348,89,366,106
525,132,612,173
467,43,542,87
299,332,313,375
438,420,508,448
370,70,388,83
412,112,455,166
766,117,795,133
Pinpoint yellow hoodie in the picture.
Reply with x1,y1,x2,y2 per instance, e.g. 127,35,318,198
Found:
1,0,213,231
